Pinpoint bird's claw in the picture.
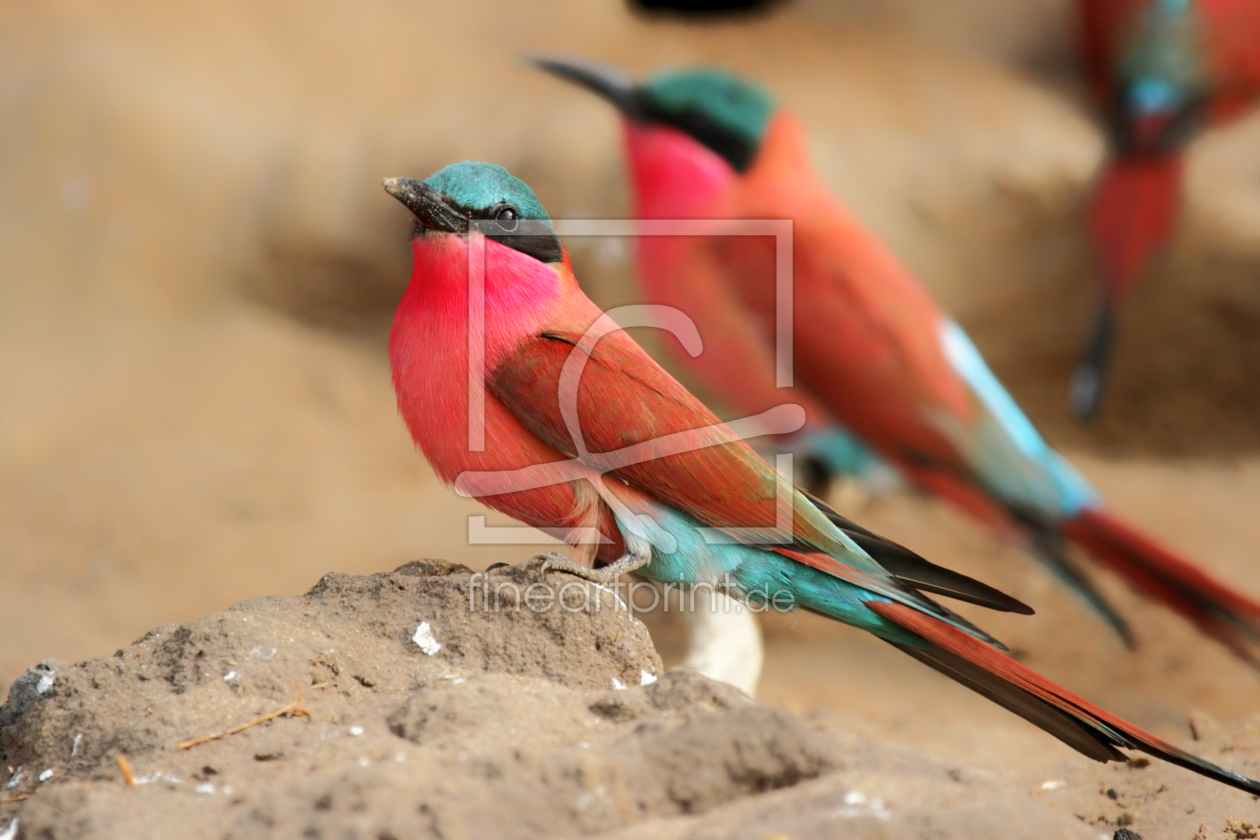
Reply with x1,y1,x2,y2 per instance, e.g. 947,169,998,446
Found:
519,550,649,585
521,551,571,576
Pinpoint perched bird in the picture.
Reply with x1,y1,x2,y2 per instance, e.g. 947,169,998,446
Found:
1073,0,1260,416
383,161,1260,792
532,57,1260,665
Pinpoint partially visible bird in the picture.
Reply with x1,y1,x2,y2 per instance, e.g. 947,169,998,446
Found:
627,0,787,16
383,160,1260,793
1073,0,1260,417
532,56,1260,666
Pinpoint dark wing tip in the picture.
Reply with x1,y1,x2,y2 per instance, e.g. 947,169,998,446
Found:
803,488,1034,615
849,530,1035,615
1032,542,1137,648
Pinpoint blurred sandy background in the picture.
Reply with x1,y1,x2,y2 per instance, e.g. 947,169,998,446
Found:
3,0,1260,795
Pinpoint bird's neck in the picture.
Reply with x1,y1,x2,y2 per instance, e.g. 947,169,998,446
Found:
391,233,566,370
623,121,735,219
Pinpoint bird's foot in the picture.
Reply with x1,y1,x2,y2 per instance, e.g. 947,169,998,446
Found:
521,550,650,585
519,551,569,575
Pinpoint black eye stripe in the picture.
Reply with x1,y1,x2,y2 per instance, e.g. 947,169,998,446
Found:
444,199,564,264
643,103,758,173
486,232,563,264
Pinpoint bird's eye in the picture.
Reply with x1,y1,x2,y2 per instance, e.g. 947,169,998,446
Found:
494,205,518,231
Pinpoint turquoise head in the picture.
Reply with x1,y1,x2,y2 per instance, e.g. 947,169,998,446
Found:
533,57,776,172
383,161,563,264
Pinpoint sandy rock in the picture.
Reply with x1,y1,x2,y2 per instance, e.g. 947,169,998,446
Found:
0,662,62,740
0,560,660,779
0,561,1093,839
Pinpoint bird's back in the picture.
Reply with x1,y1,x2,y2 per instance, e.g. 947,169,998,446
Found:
718,111,1099,523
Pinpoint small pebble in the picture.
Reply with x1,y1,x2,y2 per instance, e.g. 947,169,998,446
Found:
412,623,441,655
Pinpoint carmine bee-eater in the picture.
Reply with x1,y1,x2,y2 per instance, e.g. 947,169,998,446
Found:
1073,0,1260,416
383,160,1260,792
532,57,1260,664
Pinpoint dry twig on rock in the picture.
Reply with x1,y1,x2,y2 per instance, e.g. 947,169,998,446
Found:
176,691,312,750
115,754,134,786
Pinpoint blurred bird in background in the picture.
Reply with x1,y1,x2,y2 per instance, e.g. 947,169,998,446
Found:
536,57,899,501
1072,0,1260,418
626,0,786,16
383,160,1260,795
533,57,1260,676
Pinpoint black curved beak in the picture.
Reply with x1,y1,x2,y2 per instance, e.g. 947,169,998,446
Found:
526,54,647,119
383,178,467,234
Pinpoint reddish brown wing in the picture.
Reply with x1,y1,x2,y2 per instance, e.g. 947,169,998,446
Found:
487,328,794,537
